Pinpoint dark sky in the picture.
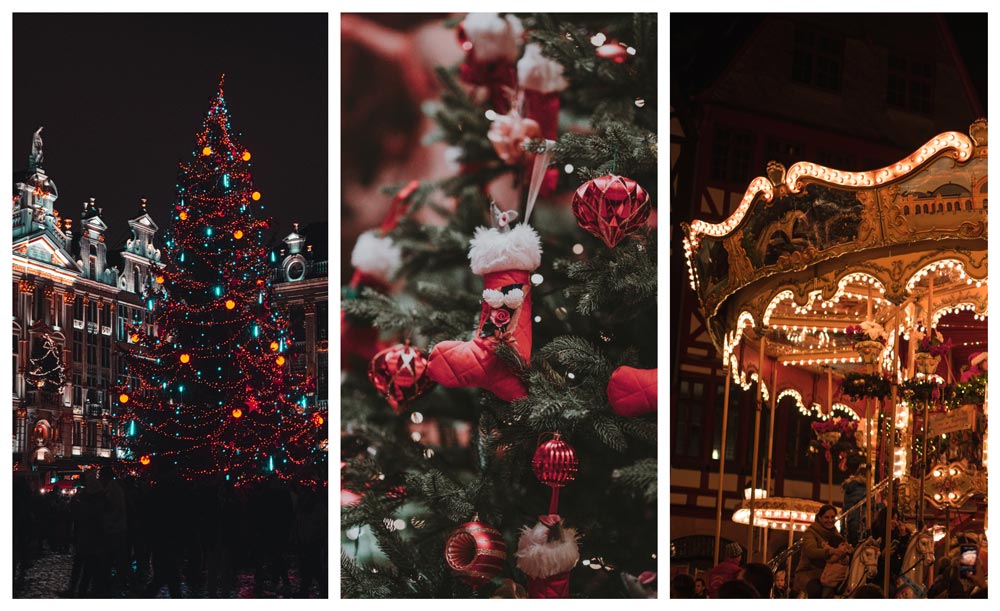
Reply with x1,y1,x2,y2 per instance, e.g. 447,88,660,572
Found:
12,13,328,253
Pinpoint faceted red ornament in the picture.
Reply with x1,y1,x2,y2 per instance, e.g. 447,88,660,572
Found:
368,343,434,413
445,519,507,589
532,435,578,514
595,41,629,64
571,174,651,248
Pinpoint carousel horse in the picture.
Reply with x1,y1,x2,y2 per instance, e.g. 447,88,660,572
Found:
845,536,882,595
894,530,936,598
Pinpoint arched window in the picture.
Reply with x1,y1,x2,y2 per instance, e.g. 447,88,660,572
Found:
903,205,909,215
947,202,952,212
966,200,973,211
915,206,921,215
923,204,929,214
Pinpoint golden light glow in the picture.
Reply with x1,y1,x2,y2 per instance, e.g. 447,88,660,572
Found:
130,333,140,343
251,191,261,201
179,211,188,221
313,413,324,426
276,356,286,366
180,353,191,364
119,393,130,404
156,275,165,284
242,151,252,161
139,455,151,466
225,300,236,310
232,408,243,419
270,341,279,352
202,146,213,156
233,230,244,240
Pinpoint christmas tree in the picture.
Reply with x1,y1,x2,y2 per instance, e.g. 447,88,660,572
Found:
341,14,657,598
115,76,327,487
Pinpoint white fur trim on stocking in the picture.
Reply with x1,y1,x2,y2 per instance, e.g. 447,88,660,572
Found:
515,522,580,579
350,230,401,283
518,43,569,93
469,224,542,275
462,13,523,63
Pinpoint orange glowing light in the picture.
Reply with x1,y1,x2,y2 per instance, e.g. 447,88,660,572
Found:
313,413,324,426
179,211,188,221
276,356,286,366
242,151,252,161
270,342,279,352
225,300,236,310
139,455,151,466
155,275,165,284
202,146,213,156
252,191,261,201
180,353,191,364
130,333,140,342
119,393,130,404
233,230,244,240
232,408,243,419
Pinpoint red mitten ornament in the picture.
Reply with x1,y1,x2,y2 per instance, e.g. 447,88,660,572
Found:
516,515,579,599
607,366,657,417
427,222,541,401
572,175,651,248
368,342,434,413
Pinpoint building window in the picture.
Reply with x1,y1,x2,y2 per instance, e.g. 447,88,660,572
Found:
792,27,843,92
711,127,755,183
14,414,26,453
764,138,803,168
903,206,909,215
674,379,706,460
887,54,933,115
73,421,81,446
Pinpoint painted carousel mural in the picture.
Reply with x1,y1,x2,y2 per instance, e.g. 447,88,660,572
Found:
682,120,988,598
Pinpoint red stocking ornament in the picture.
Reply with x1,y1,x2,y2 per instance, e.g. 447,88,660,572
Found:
457,13,522,114
516,514,579,599
518,43,568,195
607,366,657,417
427,221,541,401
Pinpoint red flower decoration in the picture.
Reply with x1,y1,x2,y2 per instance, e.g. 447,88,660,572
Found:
490,308,512,327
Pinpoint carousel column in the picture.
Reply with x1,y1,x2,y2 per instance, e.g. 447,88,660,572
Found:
883,308,901,596
714,361,733,565
826,367,834,505
747,336,765,559
762,362,778,560
918,276,933,527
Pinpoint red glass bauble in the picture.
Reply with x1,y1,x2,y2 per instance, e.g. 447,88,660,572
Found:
445,520,507,588
571,174,651,248
368,343,434,413
532,436,578,488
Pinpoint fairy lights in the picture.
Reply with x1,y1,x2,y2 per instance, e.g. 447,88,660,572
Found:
114,78,326,488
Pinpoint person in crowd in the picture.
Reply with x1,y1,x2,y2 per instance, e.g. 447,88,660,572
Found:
868,505,911,596
143,464,184,598
99,467,129,596
693,576,708,598
771,568,788,598
740,562,774,599
250,477,293,595
717,579,760,598
204,475,241,598
670,573,696,598
841,465,867,545
850,583,884,598
66,469,105,597
794,504,852,597
292,481,328,597
705,542,743,597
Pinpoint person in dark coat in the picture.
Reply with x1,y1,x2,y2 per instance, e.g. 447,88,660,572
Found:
868,505,910,597
794,504,852,597
66,469,105,597
705,542,743,597
841,465,867,545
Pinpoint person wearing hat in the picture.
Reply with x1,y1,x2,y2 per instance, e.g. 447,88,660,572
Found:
795,504,852,597
705,542,744,598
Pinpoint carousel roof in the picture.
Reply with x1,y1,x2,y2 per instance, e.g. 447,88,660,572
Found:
682,120,988,415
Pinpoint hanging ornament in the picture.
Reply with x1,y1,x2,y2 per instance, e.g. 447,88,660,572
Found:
532,435,578,514
595,41,630,64
225,299,236,310
139,455,151,466
242,151,252,161
572,174,651,248
516,515,580,598
607,366,657,418
231,408,243,419
119,393,130,404
445,518,507,589
180,353,191,364
517,42,568,196
487,110,541,165
252,191,261,201
233,230,244,240
202,146,213,156
457,13,523,114
368,342,435,413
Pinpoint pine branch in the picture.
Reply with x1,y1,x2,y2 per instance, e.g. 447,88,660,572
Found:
341,551,395,599
612,458,657,502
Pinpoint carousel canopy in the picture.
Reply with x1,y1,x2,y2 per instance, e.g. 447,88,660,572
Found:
682,120,988,414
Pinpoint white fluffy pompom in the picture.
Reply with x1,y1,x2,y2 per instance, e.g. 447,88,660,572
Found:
503,288,524,309
350,230,402,283
518,43,569,93
515,521,579,579
462,13,523,63
483,289,505,308
468,223,542,275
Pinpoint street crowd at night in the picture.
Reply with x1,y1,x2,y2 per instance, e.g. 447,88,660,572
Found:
13,467,328,598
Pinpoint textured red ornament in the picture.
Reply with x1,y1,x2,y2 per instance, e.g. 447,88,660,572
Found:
445,519,507,589
595,41,629,64
532,436,579,513
368,343,434,413
572,175,651,248
607,366,657,418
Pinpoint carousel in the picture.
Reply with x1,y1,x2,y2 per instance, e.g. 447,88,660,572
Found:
682,120,988,597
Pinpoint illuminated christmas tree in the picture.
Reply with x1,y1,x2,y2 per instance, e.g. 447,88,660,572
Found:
115,76,327,487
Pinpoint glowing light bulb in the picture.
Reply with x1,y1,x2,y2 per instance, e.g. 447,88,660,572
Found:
155,275,165,284
276,356,285,366
233,230,244,240
232,408,243,419
140,455,151,466
180,353,191,364
242,151,251,161
202,147,212,156
225,300,236,310
179,211,188,221
119,393,130,404
252,191,261,201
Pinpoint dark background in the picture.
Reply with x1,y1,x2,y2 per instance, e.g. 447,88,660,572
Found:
12,13,328,254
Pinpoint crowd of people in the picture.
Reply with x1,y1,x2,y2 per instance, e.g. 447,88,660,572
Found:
13,467,328,598
671,503,987,599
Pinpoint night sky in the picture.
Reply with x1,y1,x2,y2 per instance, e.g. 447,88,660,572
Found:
12,13,328,255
